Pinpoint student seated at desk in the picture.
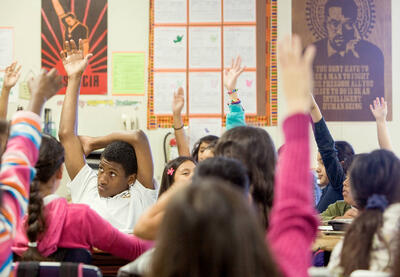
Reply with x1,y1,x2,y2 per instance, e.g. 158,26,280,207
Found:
320,155,359,222
328,150,400,276
58,40,157,232
12,135,152,262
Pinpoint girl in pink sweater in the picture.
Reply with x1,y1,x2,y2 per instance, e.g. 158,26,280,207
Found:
12,135,152,262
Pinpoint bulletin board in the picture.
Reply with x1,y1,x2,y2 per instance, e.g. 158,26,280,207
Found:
147,0,278,129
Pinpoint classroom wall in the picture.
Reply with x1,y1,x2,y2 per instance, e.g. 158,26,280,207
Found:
0,0,398,197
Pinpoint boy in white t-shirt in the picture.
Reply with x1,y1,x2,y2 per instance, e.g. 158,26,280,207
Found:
58,39,157,232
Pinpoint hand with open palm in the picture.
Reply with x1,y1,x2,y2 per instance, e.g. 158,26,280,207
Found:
223,56,245,92
3,62,22,90
172,87,185,116
61,39,93,78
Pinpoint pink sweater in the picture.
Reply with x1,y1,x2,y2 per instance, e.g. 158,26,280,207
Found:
267,114,319,277
13,195,152,261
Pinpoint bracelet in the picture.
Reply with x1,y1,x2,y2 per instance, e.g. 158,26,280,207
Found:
227,88,238,95
173,124,184,131
230,98,241,105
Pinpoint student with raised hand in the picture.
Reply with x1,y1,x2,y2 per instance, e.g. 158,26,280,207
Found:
370,97,393,151
171,87,219,162
58,39,157,232
224,55,246,130
267,34,319,277
12,135,152,262
0,61,22,119
310,95,355,213
328,150,400,276
0,68,62,276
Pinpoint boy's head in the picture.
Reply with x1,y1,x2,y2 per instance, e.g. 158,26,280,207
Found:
98,141,138,197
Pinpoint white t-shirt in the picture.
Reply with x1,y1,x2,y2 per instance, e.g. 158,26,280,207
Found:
67,164,157,233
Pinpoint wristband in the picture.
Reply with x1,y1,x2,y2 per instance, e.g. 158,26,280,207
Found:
227,88,238,95
173,124,184,131
229,98,241,105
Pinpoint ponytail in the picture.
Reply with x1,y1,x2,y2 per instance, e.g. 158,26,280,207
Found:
21,179,49,261
339,210,385,276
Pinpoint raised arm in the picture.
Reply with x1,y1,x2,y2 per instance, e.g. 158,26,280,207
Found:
80,130,155,189
58,39,92,180
133,179,188,240
0,69,61,275
0,62,21,119
311,96,345,192
370,97,393,151
51,0,66,17
267,35,318,277
172,87,190,156
224,56,246,130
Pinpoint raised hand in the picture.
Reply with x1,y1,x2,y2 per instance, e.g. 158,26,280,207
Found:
172,87,185,115
3,62,22,90
61,39,93,78
223,56,245,92
278,34,316,115
27,68,63,115
370,97,387,123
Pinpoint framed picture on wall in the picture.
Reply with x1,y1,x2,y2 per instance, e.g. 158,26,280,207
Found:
292,0,392,121
41,0,108,95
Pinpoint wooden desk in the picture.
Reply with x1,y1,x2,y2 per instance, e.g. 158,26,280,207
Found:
313,233,343,252
92,250,130,277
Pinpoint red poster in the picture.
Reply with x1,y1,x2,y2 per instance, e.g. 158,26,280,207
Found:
41,0,108,94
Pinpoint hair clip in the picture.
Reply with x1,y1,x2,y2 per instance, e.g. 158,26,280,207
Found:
167,168,175,176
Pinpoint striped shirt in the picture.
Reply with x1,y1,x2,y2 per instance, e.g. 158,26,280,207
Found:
0,111,41,276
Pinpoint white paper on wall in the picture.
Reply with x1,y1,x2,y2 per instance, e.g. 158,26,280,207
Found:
188,117,222,149
223,0,256,22
223,26,256,68
0,28,13,71
189,72,221,114
154,0,187,24
189,27,221,69
189,0,221,23
153,72,187,115
154,27,187,69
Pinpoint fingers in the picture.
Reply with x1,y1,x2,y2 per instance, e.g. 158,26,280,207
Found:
177,86,184,96
303,44,316,68
79,39,84,52
15,64,22,75
84,53,93,61
230,58,234,69
60,50,66,60
292,35,302,60
65,40,71,55
9,61,17,72
47,68,58,78
70,39,78,52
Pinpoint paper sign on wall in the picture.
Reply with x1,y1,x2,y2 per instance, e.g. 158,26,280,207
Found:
112,52,145,95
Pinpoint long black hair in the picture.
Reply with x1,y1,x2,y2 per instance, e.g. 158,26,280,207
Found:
21,135,65,261
340,150,400,276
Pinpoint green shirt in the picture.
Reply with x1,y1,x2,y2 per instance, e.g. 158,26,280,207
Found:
320,200,352,222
